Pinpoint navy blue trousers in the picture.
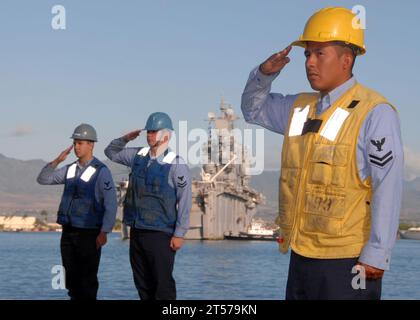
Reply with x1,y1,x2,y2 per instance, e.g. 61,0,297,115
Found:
286,251,382,300
60,226,101,300
129,228,176,300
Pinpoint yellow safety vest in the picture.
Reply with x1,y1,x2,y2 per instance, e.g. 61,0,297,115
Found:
277,82,396,259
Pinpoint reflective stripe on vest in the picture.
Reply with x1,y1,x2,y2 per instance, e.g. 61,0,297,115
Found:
80,166,97,182
136,147,176,164
288,105,310,137
287,105,350,141
66,164,97,182
162,152,176,164
319,107,350,141
66,163,77,179
137,147,150,156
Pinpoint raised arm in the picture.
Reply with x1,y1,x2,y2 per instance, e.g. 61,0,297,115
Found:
104,130,143,167
37,145,73,185
241,46,298,135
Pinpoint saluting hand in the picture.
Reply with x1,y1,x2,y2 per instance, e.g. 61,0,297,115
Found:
51,145,73,168
259,46,292,76
123,129,142,142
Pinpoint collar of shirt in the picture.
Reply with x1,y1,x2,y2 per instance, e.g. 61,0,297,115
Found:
148,147,170,164
76,158,94,170
316,77,357,115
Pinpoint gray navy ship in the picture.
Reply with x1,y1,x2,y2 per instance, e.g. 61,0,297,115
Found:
116,99,267,240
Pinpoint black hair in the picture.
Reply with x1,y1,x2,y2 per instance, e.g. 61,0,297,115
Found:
332,41,358,71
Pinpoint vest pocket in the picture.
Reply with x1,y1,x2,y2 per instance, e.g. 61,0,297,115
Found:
309,144,334,186
71,198,93,216
309,144,349,187
303,191,345,236
141,210,162,225
331,145,348,188
137,193,172,226
331,167,346,188
310,163,332,185
332,145,349,166
304,192,345,218
303,213,341,236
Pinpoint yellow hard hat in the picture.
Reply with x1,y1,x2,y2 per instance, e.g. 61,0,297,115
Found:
291,7,366,55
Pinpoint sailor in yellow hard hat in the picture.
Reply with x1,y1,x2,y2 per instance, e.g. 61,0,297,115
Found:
241,7,403,300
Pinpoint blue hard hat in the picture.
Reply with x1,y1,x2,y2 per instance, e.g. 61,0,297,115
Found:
144,112,174,131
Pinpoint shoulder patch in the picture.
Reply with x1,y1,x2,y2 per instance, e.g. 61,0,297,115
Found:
177,181,187,188
104,181,113,191
368,135,394,168
370,137,386,152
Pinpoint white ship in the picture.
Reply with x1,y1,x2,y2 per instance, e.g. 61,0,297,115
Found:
400,227,420,240
224,220,279,241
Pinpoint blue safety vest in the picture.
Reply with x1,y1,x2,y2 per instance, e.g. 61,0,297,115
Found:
124,147,178,234
57,158,105,229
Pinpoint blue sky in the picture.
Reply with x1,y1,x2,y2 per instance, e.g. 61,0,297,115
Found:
1,0,419,173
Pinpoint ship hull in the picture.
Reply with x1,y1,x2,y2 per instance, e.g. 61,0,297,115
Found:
400,231,420,240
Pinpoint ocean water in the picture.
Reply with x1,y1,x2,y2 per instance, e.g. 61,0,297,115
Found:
0,232,419,300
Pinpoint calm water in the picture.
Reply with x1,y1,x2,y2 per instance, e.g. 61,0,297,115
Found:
0,232,419,300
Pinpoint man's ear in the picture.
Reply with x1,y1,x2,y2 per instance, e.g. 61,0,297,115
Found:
162,130,171,143
342,52,354,73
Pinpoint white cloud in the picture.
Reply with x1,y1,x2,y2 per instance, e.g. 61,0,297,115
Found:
10,126,34,137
